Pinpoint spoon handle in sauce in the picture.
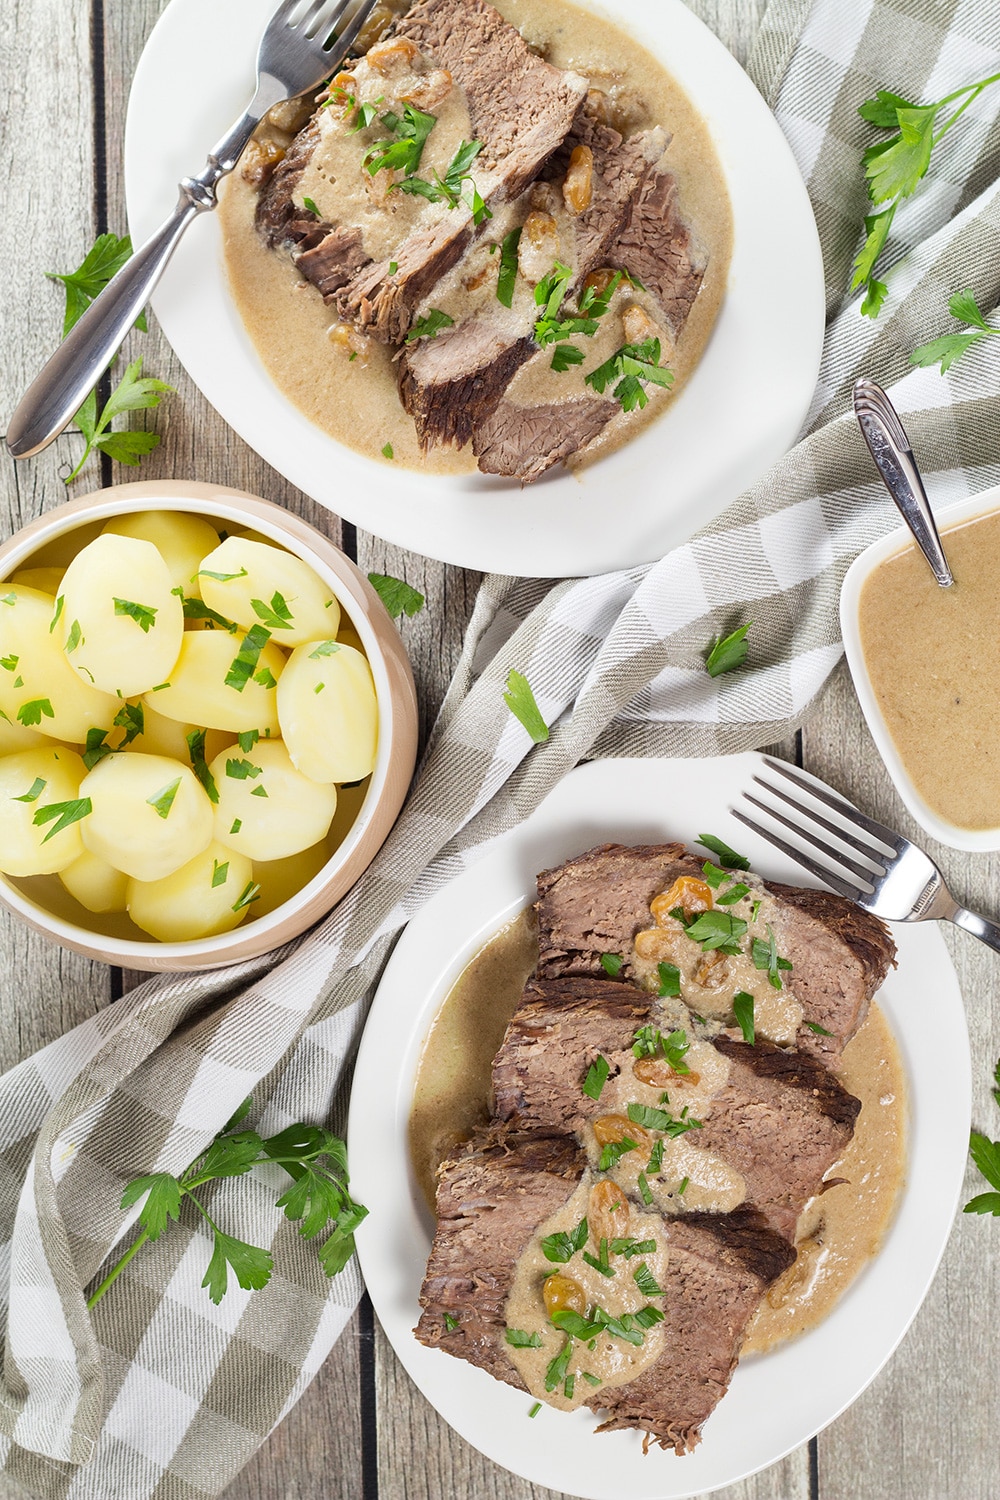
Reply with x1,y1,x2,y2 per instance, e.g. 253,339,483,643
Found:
853,378,955,589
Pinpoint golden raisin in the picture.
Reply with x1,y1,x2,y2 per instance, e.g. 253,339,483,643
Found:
543,1273,587,1317
518,210,561,284
367,35,419,74
633,1057,700,1088
622,303,662,347
241,137,286,188
563,144,594,214
589,1179,629,1245
401,68,453,109
327,322,372,366
593,1113,649,1149
633,928,681,962
585,88,613,125
651,877,713,923
583,267,618,300
694,950,730,988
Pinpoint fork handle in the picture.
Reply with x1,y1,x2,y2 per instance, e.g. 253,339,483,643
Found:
6,88,281,461
950,906,1000,955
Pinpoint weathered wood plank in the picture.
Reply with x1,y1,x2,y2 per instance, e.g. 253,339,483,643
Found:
802,662,1000,1500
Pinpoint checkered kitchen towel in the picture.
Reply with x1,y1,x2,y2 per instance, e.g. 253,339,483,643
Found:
5,0,1000,1493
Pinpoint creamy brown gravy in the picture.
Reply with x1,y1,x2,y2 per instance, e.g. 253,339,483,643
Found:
858,507,1000,830
219,0,732,475
410,906,906,1362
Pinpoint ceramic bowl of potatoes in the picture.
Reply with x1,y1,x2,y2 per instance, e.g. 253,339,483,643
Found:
0,479,418,971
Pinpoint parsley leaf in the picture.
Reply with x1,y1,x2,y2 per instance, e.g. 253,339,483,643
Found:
657,962,681,998
17,699,54,727
632,1262,663,1297
911,287,1000,373
600,952,624,977
211,859,229,889
13,777,47,803
503,668,549,743
496,226,522,308
381,442,394,460
120,1172,182,1240
684,909,748,954
186,729,220,804
113,701,144,747
541,1216,588,1264
364,104,438,178
696,834,750,870
705,621,751,677
582,1055,610,1101
146,777,181,819
113,597,158,633
405,308,454,343
46,232,147,337
598,1137,638,1171
505,1327,543,1348
733,990,756,1044
302,196,321,218
367,572,425,618
308,640,341,659
584,337,673,411
225,625,271,692
551,343,586,372
250,592,294,630
751,926,793,989
202,1231,274,1304
226,757,262,781
66,357,173,484
804,1020,833,1036
32,796,92,843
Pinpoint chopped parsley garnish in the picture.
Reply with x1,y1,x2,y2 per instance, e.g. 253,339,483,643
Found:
701,861,727,889
633,1025,690,1073
395,138,492,224
550,1309,603,1341
211,860,229,889
600,952,624,977
113,597,157,632
911,287,1000,373
250,593,294,630
405,308,454,343
503,668,549,742
505,1327,543,1348
581,1371,601,1387
113,701,144,746
302,196,321,217
751,926,793,990
733,990,756,1044
13,777,47,803
551,343,586,372
563,1374,575,1400
657,961,681,997
388,260,398,275
32,797,92,843
632,1305,664,1331
637,1170,653,1205
381,442,394,460
804,1020,833,1036
186,729,219,804
528,1401,542,1418
0,593,16,607
628,1101,702,1138
696,834,750,870
82,728,112,770
608,1237,656,1259
16,699,54,727
251,785,269,798
589,1307,644,1347
198,566,248,582
364,104,438,179
541,1216,588,1264
367,572,425,618
705,621,751,677
496,226,522,308
678,1175,689,1195
232,880,261,913
314,683,325,694
230,818,242,835
585,336,673,411
308,640,341,659
254,667,278,689
632,1262,663,1297
684,909,748,954
146,777,181,820
717,881,751,905
582,1055,610,1101
443,1312,458,1331
65,619,83,653
582,1237,614,1278
225,625,271,692
598,1137,638,1171
544,1340,573,1392
0,655,17,672
647,1138,664,1173
237,730,260,753
226,757,262,781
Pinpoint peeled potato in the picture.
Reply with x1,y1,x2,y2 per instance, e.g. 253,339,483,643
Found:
211,739,337,860
252,840,331,917
0,713,52,755
277,641,377,784
59,534,185,698
59,849,129,913
80,753,214,881
101,511,221,598
198,536,340,645
127,840,255,942
12,567,64,595
0,587,119,742
143,629,284,734
336,622,365,654
0,746,87,876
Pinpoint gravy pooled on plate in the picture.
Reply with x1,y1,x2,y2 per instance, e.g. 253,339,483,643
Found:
858,506,1000,830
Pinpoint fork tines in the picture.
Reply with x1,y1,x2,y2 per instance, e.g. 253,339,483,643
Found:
733,757,901,901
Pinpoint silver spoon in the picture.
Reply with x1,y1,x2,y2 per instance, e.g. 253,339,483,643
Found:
853,377,954,587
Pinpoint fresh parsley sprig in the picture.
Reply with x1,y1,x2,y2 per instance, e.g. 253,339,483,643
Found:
910,287,1000,373
585,337,673,412
46,233,147,338
367,572,425,618
87,1100,366,1309
853,73,1000,316
396,138,493,226
405,309,454,343
364,104,438,178
705,621,751,677
503,669,549,743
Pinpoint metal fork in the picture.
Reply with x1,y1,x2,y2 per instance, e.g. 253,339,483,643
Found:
733,756,1000,955
6,0,377,461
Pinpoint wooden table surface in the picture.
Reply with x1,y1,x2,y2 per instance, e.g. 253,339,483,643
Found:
2,0,998,1496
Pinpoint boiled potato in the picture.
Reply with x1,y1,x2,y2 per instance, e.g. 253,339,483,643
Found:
336,622,365,654
0,713,52,755
12,567,64,595
211,739,337,860
59,534,184,698
0,746,87,876
144,629,284,735
251,840,331,917
80,753,214,881
0,587,119,742
277,641,377,784
101,700,234,765
59,849,129,914
126,840,255,942
198,537,340,645
101,511,221,598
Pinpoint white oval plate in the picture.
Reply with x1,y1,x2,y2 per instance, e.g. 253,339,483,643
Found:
124,0,824,578
349,753,970,1498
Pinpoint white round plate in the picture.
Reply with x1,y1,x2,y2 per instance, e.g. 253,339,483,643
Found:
349,753,970,1499
125,0,824,577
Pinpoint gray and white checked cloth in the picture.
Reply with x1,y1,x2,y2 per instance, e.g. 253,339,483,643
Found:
4,0,1000,1494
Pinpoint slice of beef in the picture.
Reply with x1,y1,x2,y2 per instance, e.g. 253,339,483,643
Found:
336,0,589,341
292,225,369,300
534,843,895,1055
594,1208,795,1453
415,1129,584,1379
255,119,324,249
415,1131,793,1453
606,164,707,340
397,119,659,450
472,397,616,481
491,976,860,1239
